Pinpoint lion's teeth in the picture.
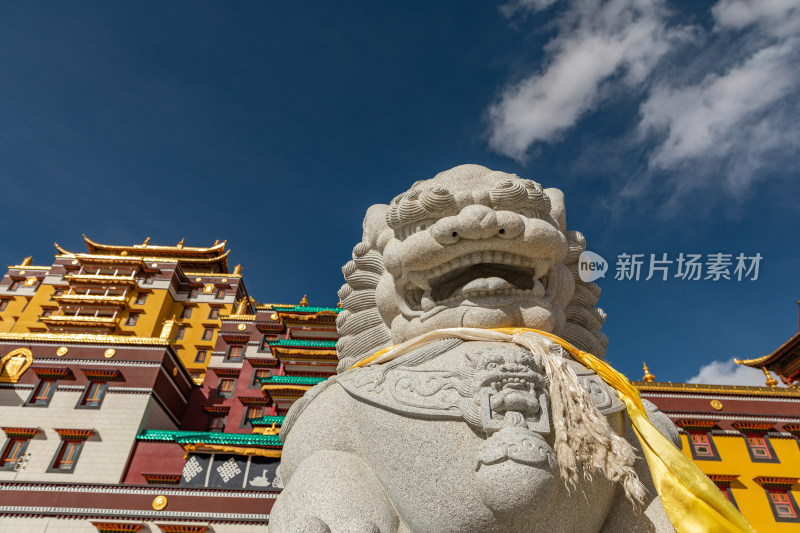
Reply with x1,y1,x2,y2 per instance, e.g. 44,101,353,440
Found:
421,292,436,312
533,279,545,297
534,259,549,279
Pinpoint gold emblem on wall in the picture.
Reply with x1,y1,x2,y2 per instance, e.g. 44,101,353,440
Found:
710,400,723,411
203,283,215,293
0,348,33,383
238,323,247,331
24,277,37,286
152,495,168,510
104,349,116,358
56,347,69,357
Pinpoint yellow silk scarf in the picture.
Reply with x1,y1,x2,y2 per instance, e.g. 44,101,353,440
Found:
350,327,755,533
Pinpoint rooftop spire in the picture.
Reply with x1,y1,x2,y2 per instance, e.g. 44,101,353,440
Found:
20,256,32,267
762,366,778,388
300,295,308,307
642,362,655,383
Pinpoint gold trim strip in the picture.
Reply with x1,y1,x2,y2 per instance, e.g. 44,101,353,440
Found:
0,331,169,346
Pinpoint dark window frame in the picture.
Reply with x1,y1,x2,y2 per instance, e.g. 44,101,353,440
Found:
250,368,271,389
216,377,236,398
125,313,139,326
226,344,244,362
202,327,214,341
744,434,780,463
180,306,193,319
215,288,226,299
240,406,265,428
208,308,220,319
47,439,85,473
0,437,31,470
26,379,58,407
687,431,721,461
75,381,108,410
194,350,208,364
0,300,8,311
134,293,147,305
765,488,800,522
207,415,227,432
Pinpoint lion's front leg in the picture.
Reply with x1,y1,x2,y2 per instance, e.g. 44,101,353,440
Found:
269,450,399,533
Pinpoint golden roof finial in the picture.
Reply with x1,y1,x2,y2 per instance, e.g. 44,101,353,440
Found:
177,238,185,249
214,239,220,246
142,237,150,247
236,298,248,315
337,301,343,308
300,294,308,307
233,264,242,276
642,362,655,383
20,256,33,267
762,366,778,388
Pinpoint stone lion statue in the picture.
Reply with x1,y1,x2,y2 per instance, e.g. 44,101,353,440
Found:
270,165,680,533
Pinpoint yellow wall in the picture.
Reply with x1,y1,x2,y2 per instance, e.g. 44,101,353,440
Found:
681,433,800,532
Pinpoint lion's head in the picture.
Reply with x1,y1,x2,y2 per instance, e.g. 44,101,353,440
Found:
336,165,608,372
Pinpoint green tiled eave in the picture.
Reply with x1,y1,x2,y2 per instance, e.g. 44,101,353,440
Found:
249,415,286,426
266,339,337,348
259,375,328,385
273,305,342,314
137,430,282,447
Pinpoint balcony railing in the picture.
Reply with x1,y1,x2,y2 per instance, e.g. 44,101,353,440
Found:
63,273,138,286
54,294,129,307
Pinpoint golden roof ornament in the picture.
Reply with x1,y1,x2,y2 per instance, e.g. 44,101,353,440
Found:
337,301,343,308
142,237,150,247
21,256,32,267
236,298,249,315
177,238,185,249
762,366,778,388
233,264,242,275
300,295,308,307
642,362,655,383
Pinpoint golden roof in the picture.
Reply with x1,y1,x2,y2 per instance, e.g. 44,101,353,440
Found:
634,381,800,397
734,330,800,368
54,236,231,271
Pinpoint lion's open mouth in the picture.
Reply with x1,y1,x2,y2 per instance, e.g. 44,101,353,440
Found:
403,252,552,310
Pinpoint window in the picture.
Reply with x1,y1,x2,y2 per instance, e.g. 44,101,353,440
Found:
194,350,208,364
50,440,83,472
188,288,199,299
125,313,139,326
135,293,147,305
27,379,56,407
38,309,53,321
0,438,30,470
77,381,107,409
217,378,236,397
215,288,226,299
202,327,214,340
8,281,19,291
208,308,220,319
744,435,779,463
227,345,244,361
246,406,264,420
251,369,271,388
0,300,8,311
180,307,193,319
175,326,186,340
241,406,265,427
208,416,226,432
687,433,720,461
143,274,154,285
767,489,800,522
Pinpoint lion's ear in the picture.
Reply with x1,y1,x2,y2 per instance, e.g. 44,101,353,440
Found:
544,188,566,232
363,204,390,248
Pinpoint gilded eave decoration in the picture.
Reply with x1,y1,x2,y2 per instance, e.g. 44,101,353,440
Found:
0,348,33,383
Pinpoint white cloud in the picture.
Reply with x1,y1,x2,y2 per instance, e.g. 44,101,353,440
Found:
713,0,800,37
687,358,786,387
488,0,800,204
639,39,800,188
488,0,682,161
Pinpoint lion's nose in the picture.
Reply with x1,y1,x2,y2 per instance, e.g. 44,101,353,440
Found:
431,205,501,243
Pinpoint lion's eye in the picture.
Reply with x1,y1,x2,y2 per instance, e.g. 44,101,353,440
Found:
487,363,497,370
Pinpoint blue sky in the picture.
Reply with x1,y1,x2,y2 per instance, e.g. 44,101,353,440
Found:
1,0,798,385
